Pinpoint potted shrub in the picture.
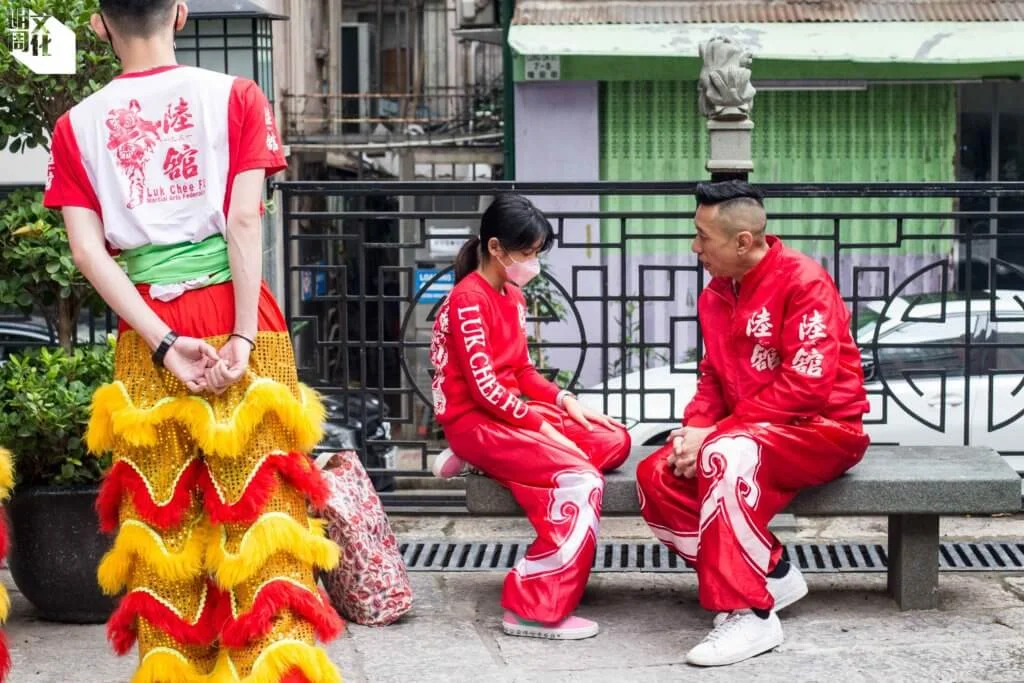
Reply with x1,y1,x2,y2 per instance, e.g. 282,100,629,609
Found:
0,341,116,623
0,0,120,623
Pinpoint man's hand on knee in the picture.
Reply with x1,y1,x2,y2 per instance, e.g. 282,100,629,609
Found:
671,453,697,478
665,425,715,478
680,426,714,462
665,442,696,479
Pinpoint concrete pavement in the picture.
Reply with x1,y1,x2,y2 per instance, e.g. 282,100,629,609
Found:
6,514,1024,682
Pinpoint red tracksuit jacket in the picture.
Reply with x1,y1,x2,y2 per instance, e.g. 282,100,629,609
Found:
430,271,561,433
685,236,870,432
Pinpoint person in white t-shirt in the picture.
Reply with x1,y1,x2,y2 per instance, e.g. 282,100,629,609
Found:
43,2,344,681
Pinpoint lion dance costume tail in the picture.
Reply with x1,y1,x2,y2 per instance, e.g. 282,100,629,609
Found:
88,283,344,683
0,448,12,681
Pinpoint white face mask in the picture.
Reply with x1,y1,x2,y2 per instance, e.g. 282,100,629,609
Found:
501,253,541,286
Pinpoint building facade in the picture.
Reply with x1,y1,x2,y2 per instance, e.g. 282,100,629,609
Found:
505,0,1024,384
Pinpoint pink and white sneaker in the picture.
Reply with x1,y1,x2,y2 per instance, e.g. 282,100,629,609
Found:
431,448,470,479
501,610,600,640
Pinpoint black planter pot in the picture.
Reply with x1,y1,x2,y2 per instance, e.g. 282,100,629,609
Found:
6,485,116,624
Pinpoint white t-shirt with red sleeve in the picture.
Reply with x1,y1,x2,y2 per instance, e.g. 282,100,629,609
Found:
43,64,286,251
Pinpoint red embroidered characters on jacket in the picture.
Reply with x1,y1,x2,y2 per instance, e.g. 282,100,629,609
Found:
685,236,870,431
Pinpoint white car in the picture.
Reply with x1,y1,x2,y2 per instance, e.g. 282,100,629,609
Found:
577,291,1024,473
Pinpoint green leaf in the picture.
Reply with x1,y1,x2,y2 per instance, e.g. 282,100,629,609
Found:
0,342,114,488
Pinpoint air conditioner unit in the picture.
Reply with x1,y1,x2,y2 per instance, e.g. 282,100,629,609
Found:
340,22,378,135
457,0,496,27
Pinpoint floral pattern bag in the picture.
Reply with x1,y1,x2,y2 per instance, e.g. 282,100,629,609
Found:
315,450,413,626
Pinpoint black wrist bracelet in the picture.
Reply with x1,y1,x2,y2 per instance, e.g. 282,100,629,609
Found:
152,331,179,368
230,333,256,349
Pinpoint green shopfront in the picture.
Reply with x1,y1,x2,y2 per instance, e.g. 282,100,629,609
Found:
509,18,1024,297
504,13,1024,386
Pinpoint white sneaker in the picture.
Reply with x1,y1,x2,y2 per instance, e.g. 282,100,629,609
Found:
431,448,471,479
712,564,808,627
686,611,783,667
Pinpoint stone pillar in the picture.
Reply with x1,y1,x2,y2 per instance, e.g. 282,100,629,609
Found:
698,36,756,182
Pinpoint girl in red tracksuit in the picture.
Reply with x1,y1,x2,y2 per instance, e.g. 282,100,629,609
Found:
429,193,631,640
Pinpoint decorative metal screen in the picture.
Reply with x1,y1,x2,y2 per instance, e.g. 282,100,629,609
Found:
277,180,1024,509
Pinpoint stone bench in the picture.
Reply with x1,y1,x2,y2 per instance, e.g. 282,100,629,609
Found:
464,445,1022,610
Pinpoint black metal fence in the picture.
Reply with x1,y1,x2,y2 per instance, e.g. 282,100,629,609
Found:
277,180,1024,508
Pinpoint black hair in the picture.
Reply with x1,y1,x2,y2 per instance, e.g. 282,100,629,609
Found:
695,180,765,208
100,0,178,38
454,194,555,283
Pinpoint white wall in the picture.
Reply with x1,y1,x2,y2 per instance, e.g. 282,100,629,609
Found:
0,146,48,184
515,81,607,386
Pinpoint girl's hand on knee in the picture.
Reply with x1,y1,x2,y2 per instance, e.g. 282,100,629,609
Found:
563,396,624,432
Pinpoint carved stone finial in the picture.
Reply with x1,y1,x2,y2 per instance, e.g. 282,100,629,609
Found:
698,36,756,121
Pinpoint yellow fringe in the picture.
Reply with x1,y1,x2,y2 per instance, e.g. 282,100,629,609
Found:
86,380,325,458
211,640,343,683
0,447,14,499
0,585,9,623
134,647,212,683
207,514,339,589
98,520,208,595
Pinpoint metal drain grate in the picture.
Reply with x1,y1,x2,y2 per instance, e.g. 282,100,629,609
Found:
399,541,1024,573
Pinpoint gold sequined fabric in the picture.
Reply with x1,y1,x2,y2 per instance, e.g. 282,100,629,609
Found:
99,329,342,681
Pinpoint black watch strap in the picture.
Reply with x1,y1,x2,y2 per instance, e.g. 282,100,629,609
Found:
152,331,179,368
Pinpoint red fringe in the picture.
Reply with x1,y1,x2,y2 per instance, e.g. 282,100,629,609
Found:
199,452,330,525
281,671,310,683
0,513,8,562
220,581,344,648
0,633,10,683
96,459,201,533
106,580,229,655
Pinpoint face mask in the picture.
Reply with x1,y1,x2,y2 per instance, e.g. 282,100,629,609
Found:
502,254,541,287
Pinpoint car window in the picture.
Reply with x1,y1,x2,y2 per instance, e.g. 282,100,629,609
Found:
0,333,33,364
869,314,991,380
0,329,53,364
994,319,1024,371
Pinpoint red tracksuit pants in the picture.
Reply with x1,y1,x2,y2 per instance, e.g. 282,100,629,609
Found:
446,403,631,624
636,417,868,612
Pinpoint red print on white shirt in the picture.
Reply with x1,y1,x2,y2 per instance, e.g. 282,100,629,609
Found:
105,100,162,209
163,145,199,180
104,97,206,209
163,97,195,134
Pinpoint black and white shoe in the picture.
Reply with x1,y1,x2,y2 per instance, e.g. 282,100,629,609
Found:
687,610,784,667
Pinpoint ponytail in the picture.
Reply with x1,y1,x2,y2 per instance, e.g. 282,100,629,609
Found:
454,236,481,283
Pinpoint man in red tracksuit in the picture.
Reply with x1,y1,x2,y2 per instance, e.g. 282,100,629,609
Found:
637,180,870,667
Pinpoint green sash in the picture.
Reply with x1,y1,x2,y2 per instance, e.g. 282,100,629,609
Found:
123,235,231,286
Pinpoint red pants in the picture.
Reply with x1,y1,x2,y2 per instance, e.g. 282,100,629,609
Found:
636,417,868,612
446,403,631,623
